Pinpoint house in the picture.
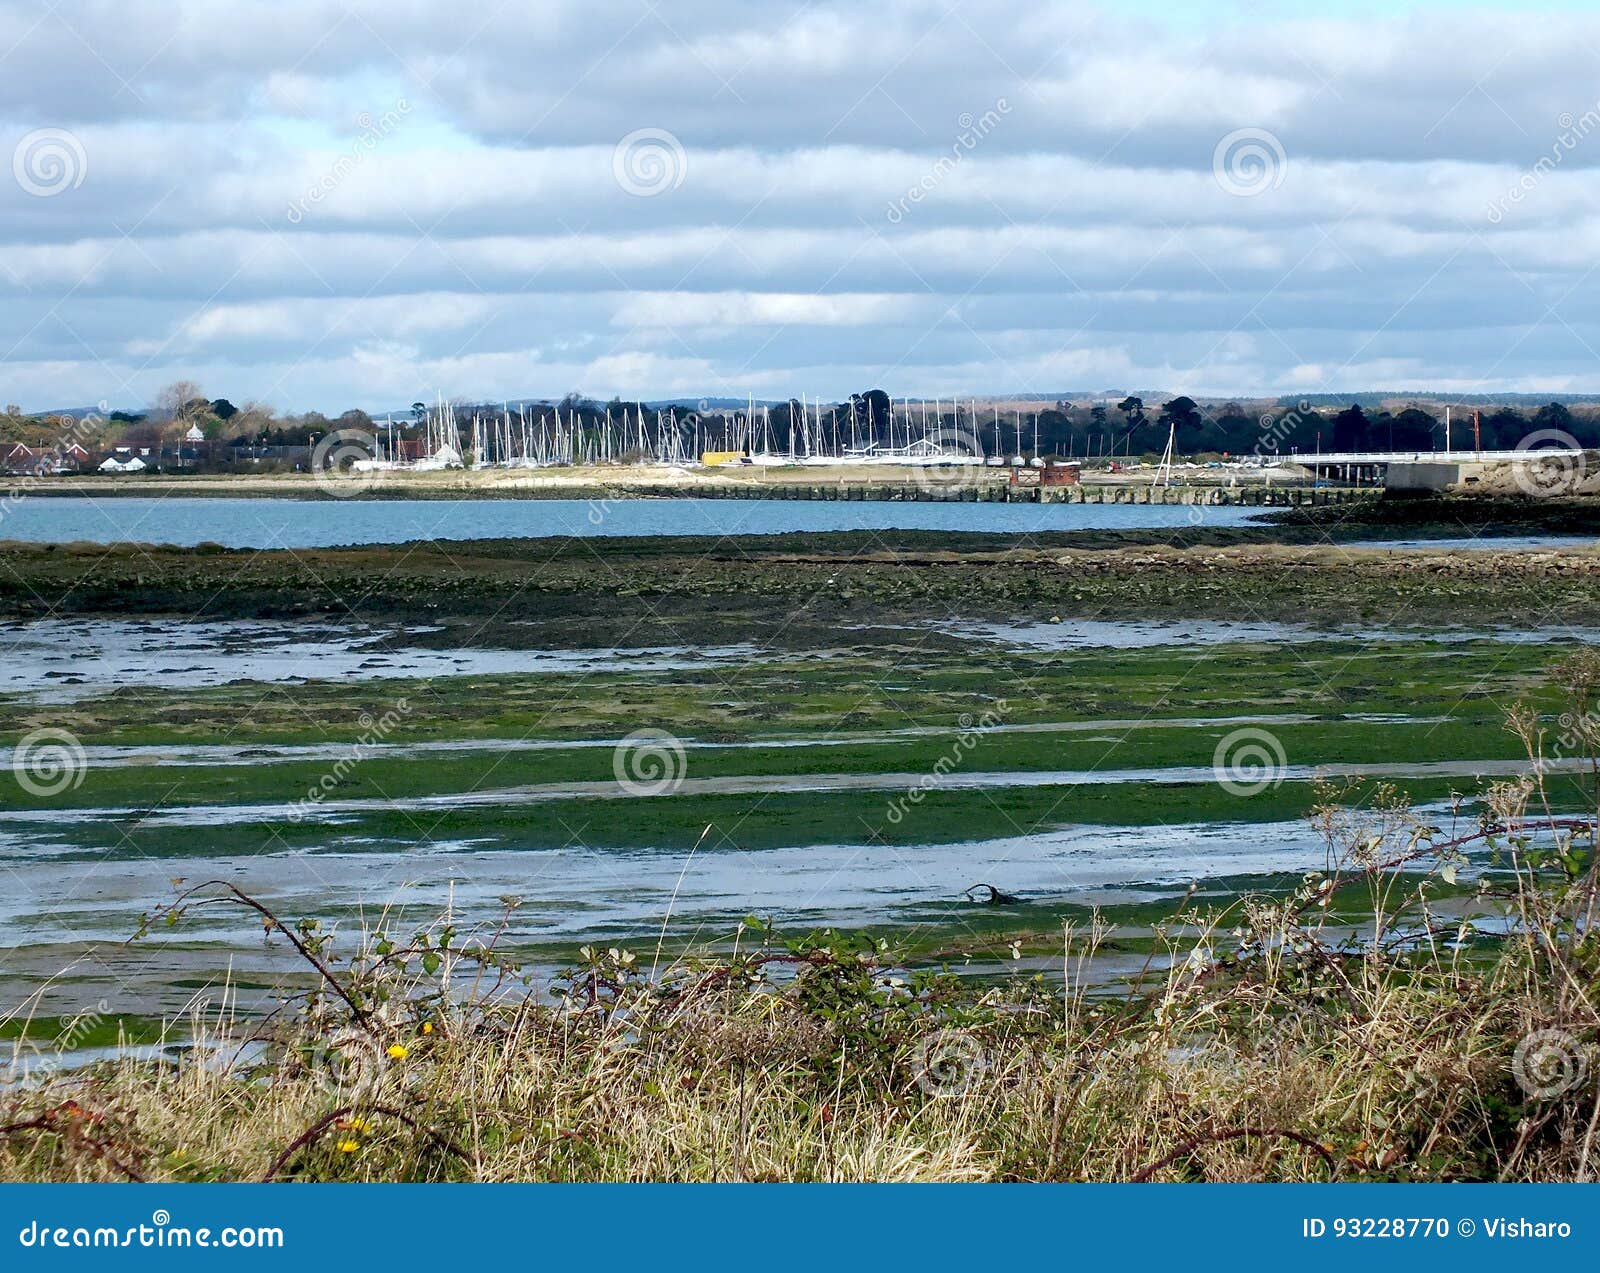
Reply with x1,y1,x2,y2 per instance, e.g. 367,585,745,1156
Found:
4,443,40,475
98,446,151,474
5,441,89,475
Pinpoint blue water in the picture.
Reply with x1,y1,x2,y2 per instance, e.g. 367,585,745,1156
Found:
0,496,1268,548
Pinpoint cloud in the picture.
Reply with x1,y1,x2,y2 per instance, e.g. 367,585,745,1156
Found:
3,0,1600,410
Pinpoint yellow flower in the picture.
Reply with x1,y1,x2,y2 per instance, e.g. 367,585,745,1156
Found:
336,1139,359,1153
387,1044,409,1060
421,1022,433,1035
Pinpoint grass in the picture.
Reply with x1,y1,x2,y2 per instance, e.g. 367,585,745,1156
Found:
0,718,1546,813
0,638,1553,748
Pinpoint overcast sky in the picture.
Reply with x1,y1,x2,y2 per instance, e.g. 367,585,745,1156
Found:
3,0,1600,412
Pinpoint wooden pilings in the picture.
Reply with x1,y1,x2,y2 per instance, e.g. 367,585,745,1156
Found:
691,482,1370,506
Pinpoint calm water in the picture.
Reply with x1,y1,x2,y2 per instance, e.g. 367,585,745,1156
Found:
0,495,1266,548
0,809,1434,1018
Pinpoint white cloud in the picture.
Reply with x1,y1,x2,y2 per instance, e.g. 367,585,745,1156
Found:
4,0,1600,410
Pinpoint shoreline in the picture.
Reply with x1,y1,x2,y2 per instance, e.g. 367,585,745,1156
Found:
1,527,1597,642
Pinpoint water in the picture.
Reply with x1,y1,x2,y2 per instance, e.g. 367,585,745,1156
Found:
0,617,761,702
0,813,1381,1018
1346,535,1597,551
952,618,1600,650
0,495,1267,548
2,617,1586,705
0,799,1489,1019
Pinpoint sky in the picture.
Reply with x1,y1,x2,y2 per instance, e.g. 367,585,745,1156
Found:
3,0,1600,413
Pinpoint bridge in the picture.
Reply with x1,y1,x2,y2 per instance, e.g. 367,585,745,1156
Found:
1291,448,1580,467
1275,447,1586,491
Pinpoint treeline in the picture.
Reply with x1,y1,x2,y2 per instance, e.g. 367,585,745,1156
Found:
1077,396,1599,458
4,383,1597,461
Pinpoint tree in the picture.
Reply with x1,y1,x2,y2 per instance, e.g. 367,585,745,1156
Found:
1331,404,1370,452
223,402,277,442
210,398,238,420
1391,407,1438,450
155,380,204,424
1158,396,1202,431
1483,407,1527,449
848,390,892,436
1113,396,1148,456
1533,401,1574,435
